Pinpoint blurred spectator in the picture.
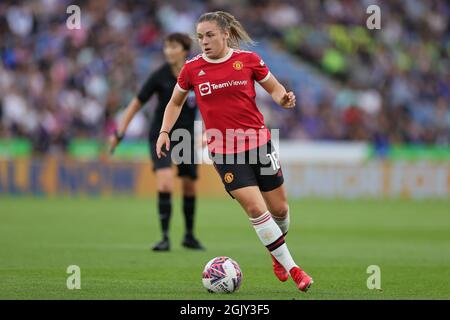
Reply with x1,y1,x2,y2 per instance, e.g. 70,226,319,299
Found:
276,0,449,145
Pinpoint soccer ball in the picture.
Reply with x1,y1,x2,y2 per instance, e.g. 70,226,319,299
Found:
202,256,242,293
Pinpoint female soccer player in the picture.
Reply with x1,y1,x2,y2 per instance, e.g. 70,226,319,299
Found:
156,12,312,291
110,33,204,252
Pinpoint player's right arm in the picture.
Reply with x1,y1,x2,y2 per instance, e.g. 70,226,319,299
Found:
156,87,189,158
109,70,158,154
109,98,142,154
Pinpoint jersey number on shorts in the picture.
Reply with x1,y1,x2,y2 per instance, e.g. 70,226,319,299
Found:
266,151,280,171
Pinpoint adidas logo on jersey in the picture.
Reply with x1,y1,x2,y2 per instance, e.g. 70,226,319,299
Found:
198,70,206,76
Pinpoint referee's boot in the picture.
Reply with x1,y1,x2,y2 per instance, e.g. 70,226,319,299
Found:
152,237,170,251
182,234,205,250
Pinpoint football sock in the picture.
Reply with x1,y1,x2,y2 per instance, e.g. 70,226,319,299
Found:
250,211,298,272
158,192,172,240
183,195,196,237
272,207,290,236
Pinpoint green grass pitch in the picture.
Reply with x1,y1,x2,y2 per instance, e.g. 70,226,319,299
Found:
0,196,449,299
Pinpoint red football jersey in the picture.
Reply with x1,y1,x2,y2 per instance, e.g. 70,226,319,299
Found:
176,49,271,154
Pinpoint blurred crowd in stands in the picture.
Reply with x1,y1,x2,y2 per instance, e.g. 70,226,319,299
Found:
0,0,448,154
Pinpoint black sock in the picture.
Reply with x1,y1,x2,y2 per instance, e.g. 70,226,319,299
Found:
158,192,172,240
183,196,196,237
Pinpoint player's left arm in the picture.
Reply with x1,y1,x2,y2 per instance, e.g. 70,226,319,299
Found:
259,74,296,109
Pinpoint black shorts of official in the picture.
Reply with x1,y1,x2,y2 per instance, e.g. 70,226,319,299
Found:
211,140,284,198
149,138,198,180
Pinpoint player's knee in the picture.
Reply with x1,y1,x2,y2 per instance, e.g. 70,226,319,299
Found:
183,187,195,197
182,180,196,196
158,184,173,193
245,203,268,218
270,203,289,218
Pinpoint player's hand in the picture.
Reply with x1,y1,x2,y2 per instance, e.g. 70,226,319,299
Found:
280,91,296,109
109,136,119,155
156,131,170,158
109,130,124,155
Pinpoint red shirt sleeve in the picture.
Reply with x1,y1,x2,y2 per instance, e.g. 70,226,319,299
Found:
176,64,192,92
250,52,271,83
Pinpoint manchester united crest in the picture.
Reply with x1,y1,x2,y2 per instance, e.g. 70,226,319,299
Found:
224,173,234,184
233,61,243,71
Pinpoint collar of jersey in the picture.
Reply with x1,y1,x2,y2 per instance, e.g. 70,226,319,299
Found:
202,48,233,64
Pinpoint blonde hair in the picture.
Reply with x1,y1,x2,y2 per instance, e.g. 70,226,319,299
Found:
197,11,255,48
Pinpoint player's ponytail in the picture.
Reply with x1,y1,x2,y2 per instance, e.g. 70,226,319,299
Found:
197,11,255,48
